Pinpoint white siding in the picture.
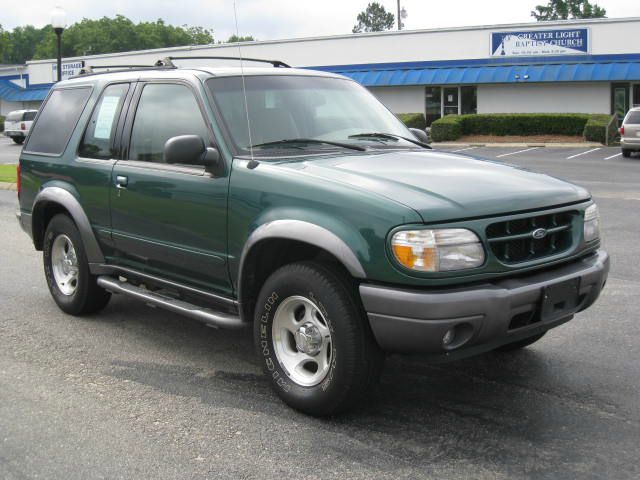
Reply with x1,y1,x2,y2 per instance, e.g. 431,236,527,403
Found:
477,83,611,114
25,17,640,86
368,86,424,114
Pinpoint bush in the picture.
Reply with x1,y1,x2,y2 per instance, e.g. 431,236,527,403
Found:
397,113,426,130
431,113,614,144
0,116,4,132
583,114,617,144
430,115,463,142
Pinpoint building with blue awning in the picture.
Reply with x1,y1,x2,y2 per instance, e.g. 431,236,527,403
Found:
2,17,639,125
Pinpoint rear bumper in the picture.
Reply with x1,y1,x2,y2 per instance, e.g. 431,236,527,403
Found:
3,131,24,138
360,250,609,360
621,138,640,149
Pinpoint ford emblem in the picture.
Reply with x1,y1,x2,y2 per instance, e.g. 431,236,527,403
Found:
532,228,548,240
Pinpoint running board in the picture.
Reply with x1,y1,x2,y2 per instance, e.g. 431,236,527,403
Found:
97,276,246,329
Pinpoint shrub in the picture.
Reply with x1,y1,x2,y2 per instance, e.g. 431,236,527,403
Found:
430,115,463,142
0,115,4,132
431,113,614,144
583,114,617,144
397,113,426,130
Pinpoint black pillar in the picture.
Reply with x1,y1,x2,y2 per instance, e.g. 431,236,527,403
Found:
54,27,63,82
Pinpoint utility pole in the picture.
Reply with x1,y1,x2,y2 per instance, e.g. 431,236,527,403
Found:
397,0,402,30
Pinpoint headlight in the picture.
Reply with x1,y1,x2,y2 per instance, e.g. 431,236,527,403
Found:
391,228,485,272
583,204,600,242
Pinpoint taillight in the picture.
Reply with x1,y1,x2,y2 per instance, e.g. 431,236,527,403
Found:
16,164,21,198
20,122,26,131
620,125,625,136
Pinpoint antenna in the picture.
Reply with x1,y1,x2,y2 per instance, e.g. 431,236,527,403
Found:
233,0,255,161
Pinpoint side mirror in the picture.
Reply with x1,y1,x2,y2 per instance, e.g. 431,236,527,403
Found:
163,135,224,176
409,128,430,144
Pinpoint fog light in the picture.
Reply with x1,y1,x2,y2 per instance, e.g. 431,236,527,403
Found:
442,328,455,346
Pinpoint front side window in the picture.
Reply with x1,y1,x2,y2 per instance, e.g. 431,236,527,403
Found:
207,75,413,156
78,83,129,160
25,87,92,155
128,83,210,163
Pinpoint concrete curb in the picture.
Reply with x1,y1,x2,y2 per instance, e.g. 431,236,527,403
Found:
0,182,17,191
433,142,605,148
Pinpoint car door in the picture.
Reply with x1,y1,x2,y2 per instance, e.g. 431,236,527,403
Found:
110,80,232,296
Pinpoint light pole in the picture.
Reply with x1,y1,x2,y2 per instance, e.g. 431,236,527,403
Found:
51,6,67,82
397,1,407,31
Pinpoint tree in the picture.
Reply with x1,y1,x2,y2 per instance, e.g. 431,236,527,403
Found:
0,16,214,64
225,34,256,43
531,0,606,21
352,2,395,33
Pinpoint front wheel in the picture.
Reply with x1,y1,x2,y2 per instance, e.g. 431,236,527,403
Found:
43,214,111,315
254,262,384,416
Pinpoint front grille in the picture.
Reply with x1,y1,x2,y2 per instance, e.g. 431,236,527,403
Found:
486,211,576,264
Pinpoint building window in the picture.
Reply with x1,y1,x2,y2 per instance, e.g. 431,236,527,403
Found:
424,86,477,126
461,86,477,115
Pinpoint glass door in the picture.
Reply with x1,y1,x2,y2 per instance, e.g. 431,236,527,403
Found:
425,87,441,126
612,83,629,123
633,84,640,108
443,87,459,116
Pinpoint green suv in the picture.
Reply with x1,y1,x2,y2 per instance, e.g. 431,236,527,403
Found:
16,59,609,415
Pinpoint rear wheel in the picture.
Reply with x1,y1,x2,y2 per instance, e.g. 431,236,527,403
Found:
11,137,24,145
622,149,631,158
254,261,384,416
495,332,546,352
43,214,111,315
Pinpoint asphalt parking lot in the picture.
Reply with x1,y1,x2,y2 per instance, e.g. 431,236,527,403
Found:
0,136,23,164
1,143,639,479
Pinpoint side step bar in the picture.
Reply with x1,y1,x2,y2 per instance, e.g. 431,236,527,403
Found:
97,276,247,329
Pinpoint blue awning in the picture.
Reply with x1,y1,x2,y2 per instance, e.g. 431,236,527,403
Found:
328,61,640,87
0,79,51,102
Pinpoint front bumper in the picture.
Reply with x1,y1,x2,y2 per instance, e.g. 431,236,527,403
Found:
360,250,609,360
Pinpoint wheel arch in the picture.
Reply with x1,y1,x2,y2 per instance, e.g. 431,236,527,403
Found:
237,220,367,323
31,186,105,264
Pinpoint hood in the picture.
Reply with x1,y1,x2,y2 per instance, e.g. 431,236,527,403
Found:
277,150,590,223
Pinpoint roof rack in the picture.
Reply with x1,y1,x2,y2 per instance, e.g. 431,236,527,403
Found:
71,55,290,79
158,56,291,68
76,64,175,77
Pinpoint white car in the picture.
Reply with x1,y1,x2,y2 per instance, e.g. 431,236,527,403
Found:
621,107,640,158
3,109,38,145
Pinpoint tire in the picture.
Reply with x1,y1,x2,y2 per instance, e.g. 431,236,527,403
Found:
43,214,111,315
494,332,546,352
11,137,24,145
254,261,384,416
622,149,631,158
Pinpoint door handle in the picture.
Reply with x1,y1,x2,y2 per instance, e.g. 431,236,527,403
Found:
115,175,128,189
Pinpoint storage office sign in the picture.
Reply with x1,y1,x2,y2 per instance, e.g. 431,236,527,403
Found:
51,61,85,81
491,28,589,57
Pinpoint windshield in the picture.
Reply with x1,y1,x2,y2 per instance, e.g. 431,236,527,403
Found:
206,75,414,155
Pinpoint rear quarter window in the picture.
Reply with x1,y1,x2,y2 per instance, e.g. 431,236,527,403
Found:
25,87,92,155
23,111,37,121
624,111,640,124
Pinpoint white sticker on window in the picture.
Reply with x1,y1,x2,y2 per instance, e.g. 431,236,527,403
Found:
93,95,120,139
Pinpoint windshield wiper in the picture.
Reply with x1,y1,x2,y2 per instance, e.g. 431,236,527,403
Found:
348,132,431,149
250,138,366,152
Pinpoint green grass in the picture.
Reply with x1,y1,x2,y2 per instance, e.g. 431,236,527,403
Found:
0,164,17,183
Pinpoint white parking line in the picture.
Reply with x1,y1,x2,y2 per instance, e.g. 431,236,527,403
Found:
495,147,539,158
604,152,622,160
452,146,479,153
566,148,600,159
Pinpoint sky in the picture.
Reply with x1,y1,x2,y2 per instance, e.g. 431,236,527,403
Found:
1,0,638,40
